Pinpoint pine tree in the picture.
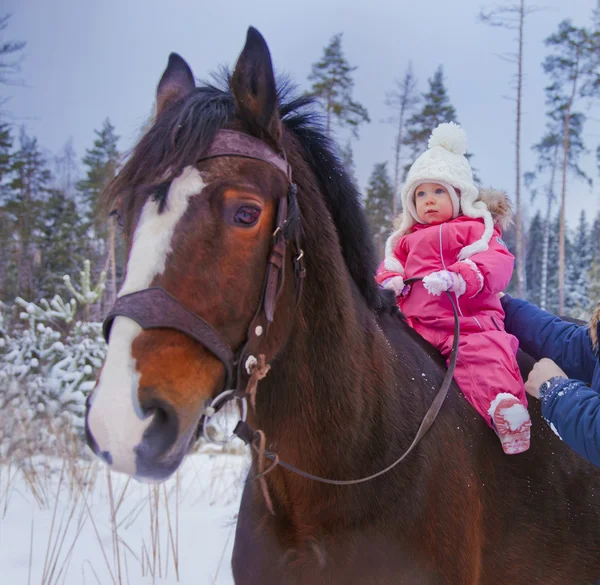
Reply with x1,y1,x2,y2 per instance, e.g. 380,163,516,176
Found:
0,14,26,93
530,126,561,309
479,1,542,298
77,119,121,306
385,62,419,215
0,117,13,298
78,119,120,234
542,19,600,313
0,116,10,182
565,210,591,318
402,67,479,183
4,128,51,300
587,208,600,309
340,140,357,185
53,139,79,199
525,211,545,306
545,213,562,315
588,259,600,310
36,189,86,299
590,209,600,260
364,162,394,260
308,33,370,138
404,66,458,161
501,221,519,295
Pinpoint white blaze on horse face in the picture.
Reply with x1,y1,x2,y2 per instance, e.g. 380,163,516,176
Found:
87,166,205,476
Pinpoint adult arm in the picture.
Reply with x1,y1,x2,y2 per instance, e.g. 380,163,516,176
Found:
540,377,600,468
501,295,596,383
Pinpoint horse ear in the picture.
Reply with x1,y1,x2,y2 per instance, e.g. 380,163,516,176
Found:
156,53,195,116
231,27,282,145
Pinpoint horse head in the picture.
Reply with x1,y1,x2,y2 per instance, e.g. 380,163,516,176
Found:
85,28,304,481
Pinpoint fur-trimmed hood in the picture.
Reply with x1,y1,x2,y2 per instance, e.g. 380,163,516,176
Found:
392,188,513,236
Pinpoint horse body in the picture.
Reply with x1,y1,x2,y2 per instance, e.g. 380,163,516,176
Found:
85,27,600,584
232,292,600,585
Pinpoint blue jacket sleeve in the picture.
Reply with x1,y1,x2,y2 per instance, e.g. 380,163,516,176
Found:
501,295,596,383
541,378,600,468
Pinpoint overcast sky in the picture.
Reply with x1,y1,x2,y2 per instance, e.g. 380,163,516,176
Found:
4,0,600,226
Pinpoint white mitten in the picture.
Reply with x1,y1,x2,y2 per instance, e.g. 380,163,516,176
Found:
422,270,466,297
381,275,407,296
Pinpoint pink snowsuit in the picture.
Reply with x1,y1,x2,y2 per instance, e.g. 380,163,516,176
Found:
376,216,527,427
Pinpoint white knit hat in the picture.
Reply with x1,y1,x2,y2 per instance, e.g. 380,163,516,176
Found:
396,122,494,261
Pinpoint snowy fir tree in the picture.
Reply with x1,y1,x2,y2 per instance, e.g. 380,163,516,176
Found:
588,210,600,310
542,18,600,313
0,261,107,460
565,210,592,319
500,221,519,296
544,213,562,315
63,258,107,322
590,209,600,260
525,211,546,306
0,117,14,300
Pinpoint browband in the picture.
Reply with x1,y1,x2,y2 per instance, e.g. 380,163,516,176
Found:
197,129,291,180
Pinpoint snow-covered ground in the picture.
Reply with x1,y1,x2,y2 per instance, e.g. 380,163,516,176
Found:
0,448,250,585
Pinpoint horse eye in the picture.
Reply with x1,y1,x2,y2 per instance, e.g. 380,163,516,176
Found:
109,208,124,231
234,205,261,226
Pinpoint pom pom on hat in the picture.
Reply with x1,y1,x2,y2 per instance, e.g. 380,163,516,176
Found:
428,122,467,155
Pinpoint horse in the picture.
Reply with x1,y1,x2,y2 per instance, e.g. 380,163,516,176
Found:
85,27,600,584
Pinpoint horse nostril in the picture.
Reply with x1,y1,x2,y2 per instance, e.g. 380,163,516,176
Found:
150,404,168,427
137,399,180,459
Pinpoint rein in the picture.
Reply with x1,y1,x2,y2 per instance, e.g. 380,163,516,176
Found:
232,280,460,486
102,128,459,494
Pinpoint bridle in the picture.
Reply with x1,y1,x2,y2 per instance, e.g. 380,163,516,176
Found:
101,129,459,490
103,129,305,403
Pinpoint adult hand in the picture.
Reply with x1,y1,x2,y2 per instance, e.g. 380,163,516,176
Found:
524,358,567,399
497,292,505,298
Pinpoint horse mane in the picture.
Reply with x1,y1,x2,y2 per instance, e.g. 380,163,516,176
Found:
279,90,381,310
105,72,385,311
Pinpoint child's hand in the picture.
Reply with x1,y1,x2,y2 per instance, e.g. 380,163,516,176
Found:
381,275,407,296
423,270,466,296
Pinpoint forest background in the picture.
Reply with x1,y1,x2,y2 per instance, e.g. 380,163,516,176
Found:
0,0,599,455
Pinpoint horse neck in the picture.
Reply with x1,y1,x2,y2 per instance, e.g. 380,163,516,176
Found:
251,264,415,513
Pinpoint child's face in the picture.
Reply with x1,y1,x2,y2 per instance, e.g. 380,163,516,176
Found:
414,183,454,224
